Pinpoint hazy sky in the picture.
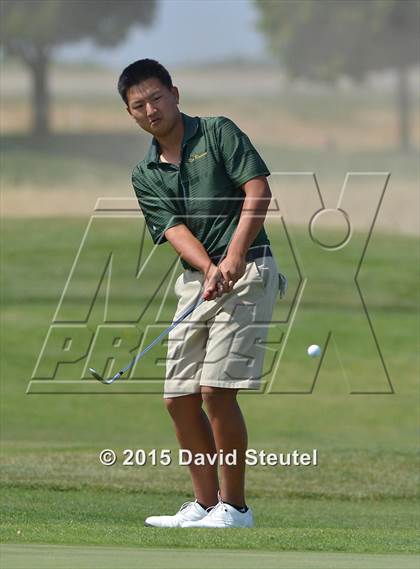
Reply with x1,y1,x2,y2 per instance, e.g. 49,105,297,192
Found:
56,0,270,68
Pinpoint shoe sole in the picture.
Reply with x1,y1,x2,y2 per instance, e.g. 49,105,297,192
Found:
144,521,182,528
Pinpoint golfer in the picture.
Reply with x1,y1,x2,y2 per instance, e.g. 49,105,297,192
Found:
118,59,285,528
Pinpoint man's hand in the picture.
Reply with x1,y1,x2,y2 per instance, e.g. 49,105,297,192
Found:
218,253,246,290
203,254,247,301
203,264,226,301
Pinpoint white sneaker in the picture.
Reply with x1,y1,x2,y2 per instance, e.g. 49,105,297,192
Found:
181,498,254,528
144,499,208,528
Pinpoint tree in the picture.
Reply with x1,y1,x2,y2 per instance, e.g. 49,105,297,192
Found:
254,0,419,152
0,0,157,138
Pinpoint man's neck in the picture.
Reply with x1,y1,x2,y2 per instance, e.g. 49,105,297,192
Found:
156,112,184,158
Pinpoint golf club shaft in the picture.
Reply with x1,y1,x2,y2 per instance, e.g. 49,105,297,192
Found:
108,295,206,383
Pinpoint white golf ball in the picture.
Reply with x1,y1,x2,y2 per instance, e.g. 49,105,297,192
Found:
307,344,321,357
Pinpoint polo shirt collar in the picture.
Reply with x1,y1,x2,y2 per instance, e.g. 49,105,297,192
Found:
145,112,199,166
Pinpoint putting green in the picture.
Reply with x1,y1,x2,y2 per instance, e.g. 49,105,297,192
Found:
1,544,418,569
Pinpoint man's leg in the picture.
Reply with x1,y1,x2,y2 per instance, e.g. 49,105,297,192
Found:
201,386,247,507
165,393,219,508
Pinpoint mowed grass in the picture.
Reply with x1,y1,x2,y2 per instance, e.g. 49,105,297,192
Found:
1,131,418,192
2,545,419,569
1,217,419,555
1,488,418,554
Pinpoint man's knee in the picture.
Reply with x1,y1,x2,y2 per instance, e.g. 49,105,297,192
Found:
164,393,203,420
201,386,238,418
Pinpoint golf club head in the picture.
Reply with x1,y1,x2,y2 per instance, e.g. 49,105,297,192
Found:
87,297,204,386
89,368,106,383
89,368,122,384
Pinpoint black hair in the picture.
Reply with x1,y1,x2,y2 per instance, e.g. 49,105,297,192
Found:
117,59,173,105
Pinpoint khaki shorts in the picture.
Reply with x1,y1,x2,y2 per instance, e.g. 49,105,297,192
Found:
164,254,282,398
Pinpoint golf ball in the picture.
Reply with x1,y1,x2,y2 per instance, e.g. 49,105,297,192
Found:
307,344,321,357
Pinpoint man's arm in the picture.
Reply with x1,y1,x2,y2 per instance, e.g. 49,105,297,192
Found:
218,175,272,286
164,224,225,300
164,224,211,272
227,175,271,257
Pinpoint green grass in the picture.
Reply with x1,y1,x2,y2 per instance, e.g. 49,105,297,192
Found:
2,133,418,191
261,144,419,182
1,81,418,191
1,218,419,555
1,488,418,554
2,545,419,569
0,134,142,189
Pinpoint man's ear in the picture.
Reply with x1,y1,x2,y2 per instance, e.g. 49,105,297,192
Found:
171,86,180,104
126,106,137,121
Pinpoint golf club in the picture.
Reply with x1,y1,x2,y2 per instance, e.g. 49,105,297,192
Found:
89,295,206,384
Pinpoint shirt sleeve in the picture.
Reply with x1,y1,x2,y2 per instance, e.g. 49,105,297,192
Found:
216,117,270,188
132,167,184,245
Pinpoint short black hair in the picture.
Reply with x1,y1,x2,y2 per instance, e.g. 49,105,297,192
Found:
117,59,173,105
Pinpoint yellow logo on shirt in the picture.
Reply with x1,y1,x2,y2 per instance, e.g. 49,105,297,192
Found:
187,151,208,163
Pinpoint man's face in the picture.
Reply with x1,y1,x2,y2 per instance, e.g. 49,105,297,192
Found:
126,77,180,137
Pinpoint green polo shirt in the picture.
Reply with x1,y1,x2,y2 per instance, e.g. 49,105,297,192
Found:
132,113,271,270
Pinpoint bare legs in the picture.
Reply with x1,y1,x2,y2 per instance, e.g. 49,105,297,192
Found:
165,393,219,507
165,386,247,508
202,386,248,506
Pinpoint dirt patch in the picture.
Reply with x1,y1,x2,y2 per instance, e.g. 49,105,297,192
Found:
2,179,417,236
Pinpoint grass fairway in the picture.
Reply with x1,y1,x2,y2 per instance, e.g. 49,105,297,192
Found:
1,487,418,553
1,217,418,563
1,545,419,569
